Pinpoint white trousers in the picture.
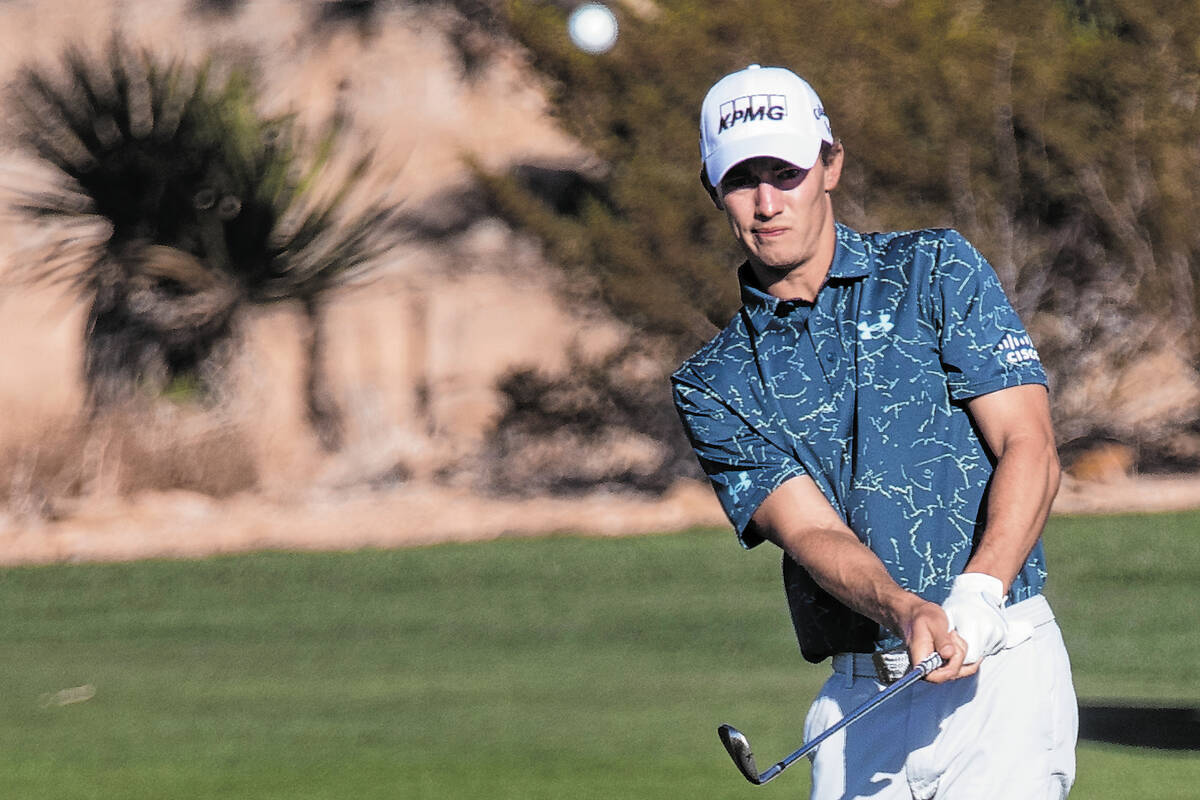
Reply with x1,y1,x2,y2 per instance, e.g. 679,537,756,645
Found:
805,595,1077,800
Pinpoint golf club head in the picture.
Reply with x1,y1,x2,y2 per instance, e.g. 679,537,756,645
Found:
717,723,762,784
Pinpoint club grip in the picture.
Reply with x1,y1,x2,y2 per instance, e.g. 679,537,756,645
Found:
915,651,944,676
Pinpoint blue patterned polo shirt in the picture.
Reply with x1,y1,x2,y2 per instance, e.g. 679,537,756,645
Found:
672,223,1049,662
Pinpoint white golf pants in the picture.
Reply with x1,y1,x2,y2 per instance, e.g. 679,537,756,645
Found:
805,594,1077,799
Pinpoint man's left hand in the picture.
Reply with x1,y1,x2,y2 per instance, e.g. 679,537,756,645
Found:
941,572,1007,665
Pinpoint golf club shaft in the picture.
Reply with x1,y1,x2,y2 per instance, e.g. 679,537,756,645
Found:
729,651,944,785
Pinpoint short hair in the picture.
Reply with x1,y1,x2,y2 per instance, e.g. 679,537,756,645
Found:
819,139,841,166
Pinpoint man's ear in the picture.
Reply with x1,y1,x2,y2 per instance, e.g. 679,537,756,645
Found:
823,141,845,193
700,166,723,210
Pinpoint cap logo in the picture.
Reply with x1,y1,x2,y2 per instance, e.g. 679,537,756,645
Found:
717,94,787,133
813,105,831,136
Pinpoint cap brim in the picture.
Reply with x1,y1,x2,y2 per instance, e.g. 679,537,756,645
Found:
705,135,823,188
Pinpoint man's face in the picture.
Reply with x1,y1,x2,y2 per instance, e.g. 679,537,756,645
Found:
716,151,843,277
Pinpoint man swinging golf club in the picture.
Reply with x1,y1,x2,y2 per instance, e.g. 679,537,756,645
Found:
672,64,1078,798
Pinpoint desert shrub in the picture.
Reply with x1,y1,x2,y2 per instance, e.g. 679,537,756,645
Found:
7,38,403,450
483,342,701,495
0,406,258,519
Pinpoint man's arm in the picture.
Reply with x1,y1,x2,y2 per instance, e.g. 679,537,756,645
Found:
963,383,1061,590
938,383,1060,665
751,476,972,683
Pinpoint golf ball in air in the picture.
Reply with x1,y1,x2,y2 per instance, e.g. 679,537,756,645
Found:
568,3,618,54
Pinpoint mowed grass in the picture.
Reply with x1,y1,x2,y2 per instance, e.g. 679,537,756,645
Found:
0,510,1196,799
1044,511,1200,799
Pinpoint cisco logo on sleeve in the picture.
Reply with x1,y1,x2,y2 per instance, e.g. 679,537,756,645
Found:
997,333,1041,365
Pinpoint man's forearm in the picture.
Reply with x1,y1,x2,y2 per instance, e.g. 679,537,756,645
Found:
964,386,1061,593
753,474,971,681
772,525,928,639
752,476,927,638
965,437,1059,592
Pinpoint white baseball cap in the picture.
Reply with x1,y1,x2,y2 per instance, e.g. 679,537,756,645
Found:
699,64,834,188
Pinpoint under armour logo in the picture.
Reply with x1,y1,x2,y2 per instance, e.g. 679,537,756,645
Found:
858,314,895,341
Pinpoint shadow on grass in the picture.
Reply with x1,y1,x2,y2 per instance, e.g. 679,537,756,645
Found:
1079,703,1200,750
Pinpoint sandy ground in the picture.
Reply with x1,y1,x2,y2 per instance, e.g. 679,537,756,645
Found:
0,479,722,565
2,472,1200,567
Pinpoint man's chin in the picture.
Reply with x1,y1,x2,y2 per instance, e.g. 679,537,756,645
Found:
750,255,801,274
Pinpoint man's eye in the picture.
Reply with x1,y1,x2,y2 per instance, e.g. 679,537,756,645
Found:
777,168,802,182
722,175,755,191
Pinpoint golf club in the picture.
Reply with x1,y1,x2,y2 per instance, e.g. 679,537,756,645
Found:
717,651,944,786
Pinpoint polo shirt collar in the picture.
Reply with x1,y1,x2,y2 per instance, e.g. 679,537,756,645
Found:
739,223,873,334
829,222,873,281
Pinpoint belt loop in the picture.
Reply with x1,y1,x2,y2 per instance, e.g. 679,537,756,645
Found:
832,653,856,688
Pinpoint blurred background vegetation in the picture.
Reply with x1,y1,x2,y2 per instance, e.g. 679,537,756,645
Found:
472,0,1200,480
9,38,403,451
5,0,1200,507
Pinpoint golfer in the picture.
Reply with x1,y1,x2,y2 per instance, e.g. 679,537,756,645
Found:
673,64,1078,798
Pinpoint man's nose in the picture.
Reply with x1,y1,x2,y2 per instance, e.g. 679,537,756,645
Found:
754,180,780,217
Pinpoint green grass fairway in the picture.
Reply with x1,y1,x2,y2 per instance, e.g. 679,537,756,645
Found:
1,511,1197,798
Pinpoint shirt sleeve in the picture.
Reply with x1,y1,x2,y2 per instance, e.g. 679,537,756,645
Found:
931,230,1048,401
672,370,807,548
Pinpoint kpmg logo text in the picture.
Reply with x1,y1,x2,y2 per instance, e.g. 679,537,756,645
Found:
718,94,788,131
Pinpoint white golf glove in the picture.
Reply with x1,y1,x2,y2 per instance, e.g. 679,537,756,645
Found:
941,573,1009,665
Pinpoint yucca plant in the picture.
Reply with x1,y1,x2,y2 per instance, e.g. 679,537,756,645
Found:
9,39,403,450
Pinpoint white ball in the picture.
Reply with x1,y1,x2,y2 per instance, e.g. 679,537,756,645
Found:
567,3,619,54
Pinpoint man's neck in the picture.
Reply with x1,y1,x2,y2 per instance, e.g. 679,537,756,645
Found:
747,225,838,303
